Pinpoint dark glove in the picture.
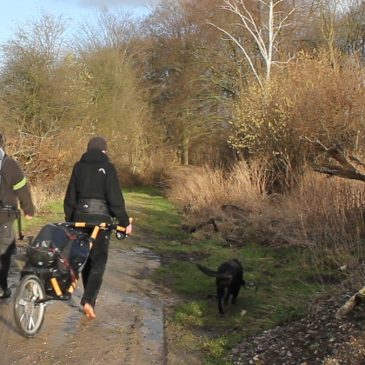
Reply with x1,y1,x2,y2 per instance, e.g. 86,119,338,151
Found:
116,231,126,240
116,218,132,240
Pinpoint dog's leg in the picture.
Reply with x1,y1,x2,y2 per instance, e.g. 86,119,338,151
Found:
224,290,230,305
217,287,225,315
231,293,238,304
231,286,240,304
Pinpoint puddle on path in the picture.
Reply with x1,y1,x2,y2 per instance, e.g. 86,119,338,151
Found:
0,243,167,365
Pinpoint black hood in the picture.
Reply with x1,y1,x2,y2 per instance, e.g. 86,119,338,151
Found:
80,149,109,163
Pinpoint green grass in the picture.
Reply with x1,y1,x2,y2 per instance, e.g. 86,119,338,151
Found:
170,245,323,363
19,187,328,364
124,186,187,241
120,188,328,364
16,199,64,236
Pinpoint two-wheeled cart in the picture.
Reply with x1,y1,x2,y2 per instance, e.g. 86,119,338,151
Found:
13,221,126,337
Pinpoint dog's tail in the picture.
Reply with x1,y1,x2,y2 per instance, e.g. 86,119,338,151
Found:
196,263,218,277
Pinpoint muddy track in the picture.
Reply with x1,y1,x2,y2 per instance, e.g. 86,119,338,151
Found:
0,239,168,365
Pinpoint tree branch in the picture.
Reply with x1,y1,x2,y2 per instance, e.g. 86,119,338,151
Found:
212,0,295,85
208,22,263,87
301,136,365,182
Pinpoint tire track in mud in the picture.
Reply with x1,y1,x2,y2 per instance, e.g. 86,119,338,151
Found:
0,243,167,365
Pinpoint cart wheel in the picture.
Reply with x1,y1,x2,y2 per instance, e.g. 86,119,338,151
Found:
14,274,46,337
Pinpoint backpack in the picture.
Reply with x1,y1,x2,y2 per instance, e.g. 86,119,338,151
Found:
0,154,18,224
0,150,7,188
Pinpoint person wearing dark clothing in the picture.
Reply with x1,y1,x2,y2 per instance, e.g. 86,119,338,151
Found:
0,133,35,299
64,136,131,318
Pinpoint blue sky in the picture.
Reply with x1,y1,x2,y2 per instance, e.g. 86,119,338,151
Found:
0,0,159,43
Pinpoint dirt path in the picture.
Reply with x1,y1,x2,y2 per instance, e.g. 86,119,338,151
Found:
0,238,168,365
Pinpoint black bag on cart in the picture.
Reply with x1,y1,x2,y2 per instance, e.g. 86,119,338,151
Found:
29,223,90,271
24,223,90,295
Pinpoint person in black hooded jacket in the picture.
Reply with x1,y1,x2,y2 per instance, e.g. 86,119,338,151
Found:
64,136,132,318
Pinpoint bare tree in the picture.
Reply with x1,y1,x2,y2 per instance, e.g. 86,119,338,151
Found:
73,8,137,53
312,0,341,68
210,0,295,87
144,0,233,165
336,0,365,57
0,13,68,136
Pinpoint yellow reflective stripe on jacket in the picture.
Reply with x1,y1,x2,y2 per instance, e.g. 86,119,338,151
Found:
13,177,26,191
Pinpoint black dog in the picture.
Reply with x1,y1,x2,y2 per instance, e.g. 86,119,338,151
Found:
196,259,245,315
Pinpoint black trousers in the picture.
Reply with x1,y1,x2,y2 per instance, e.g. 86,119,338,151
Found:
81,229,110,307
0,221,16,291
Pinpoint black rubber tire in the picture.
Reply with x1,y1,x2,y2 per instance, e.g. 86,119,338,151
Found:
13,274,46,338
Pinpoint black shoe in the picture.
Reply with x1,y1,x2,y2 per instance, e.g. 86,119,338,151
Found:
0,288,11,299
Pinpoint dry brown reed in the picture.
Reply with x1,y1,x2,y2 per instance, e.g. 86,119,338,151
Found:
167,161,264,214
166,161,268,242
167,162,365,271
290,172,365,270
29,176,68,212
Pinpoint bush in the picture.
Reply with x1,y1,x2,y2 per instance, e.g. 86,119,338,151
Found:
229,51,365,192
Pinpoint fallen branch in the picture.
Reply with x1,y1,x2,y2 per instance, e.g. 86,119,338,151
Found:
221,204,250,216
181,218,219,234
301,137,365,182
336,287,365,318
311,164,365,182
